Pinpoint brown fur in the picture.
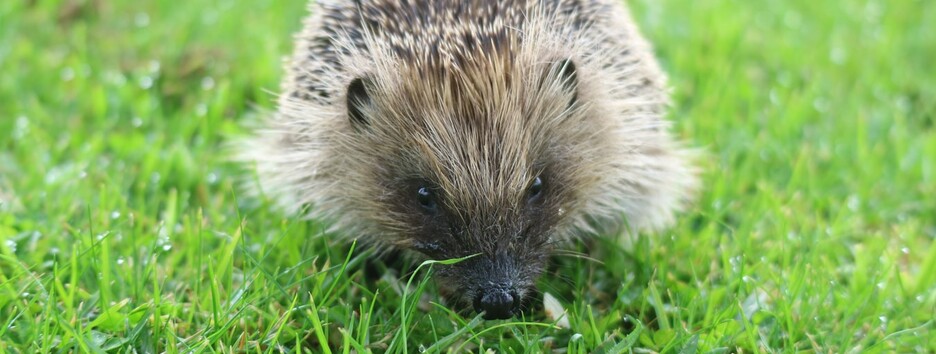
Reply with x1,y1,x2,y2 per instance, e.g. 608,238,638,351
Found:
240,0,697,318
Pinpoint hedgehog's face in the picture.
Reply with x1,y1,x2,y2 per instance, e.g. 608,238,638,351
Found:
402,174,556,320
344,59,588,319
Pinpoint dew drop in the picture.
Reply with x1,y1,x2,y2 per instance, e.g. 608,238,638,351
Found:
4,240,16,253
201,77,216,90
829,47,847,65
134,12,151,27
61,67,75,82
111,211,121,220
13,116,29,140
813,97,830,113
138,76,154,90
729,256,742,272
895,96,911,113
106,71,127,86
148,60,161,74
196,103,208,117
863,2,882,23
783,11,801,29
846,195,860,211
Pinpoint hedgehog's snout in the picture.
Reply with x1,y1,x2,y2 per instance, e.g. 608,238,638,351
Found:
473,285,521,320
468,254,528,319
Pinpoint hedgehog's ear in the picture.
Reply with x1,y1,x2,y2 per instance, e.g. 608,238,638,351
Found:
347,76,373,128
548,58,578,108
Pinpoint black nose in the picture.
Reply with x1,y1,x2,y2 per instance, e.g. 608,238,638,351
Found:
473,288,520,320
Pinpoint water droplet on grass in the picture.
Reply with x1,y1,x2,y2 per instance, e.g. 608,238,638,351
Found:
829,47,847,65
864,2,882,23
201,77,216,90
196,103,208,117
148,60,161,74
139,76,154,90
13,116,29,140
769,89,780,106
111,211,121,219
846,195,861,211
106,71,127,86
61,67,75,82
729,256,742,272
783,11,801,29
895,96,911,113
813,97,830,113
135,12,150,28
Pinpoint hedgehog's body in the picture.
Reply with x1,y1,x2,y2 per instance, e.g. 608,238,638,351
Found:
243,0,696,319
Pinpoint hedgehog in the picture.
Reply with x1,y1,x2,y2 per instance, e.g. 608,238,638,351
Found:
240,0,697,320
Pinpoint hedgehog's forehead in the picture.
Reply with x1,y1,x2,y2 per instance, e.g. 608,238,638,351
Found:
386,63,546,208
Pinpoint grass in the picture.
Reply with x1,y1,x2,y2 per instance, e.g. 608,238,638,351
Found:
1,0,934,352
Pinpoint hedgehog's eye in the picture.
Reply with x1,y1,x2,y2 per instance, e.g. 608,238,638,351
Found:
528,176,544,202
417,186,437,211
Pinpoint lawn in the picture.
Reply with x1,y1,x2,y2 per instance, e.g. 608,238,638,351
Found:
1,0,934,352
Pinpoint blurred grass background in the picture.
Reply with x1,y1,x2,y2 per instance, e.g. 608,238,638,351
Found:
0,0,934,352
